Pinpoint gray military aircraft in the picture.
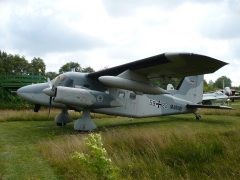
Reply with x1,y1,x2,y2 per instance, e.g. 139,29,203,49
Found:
202,91,229,105
203,89,240,105
17,53,231,131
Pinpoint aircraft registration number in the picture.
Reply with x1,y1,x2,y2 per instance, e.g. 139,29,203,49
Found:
149,99,168,109
170,104,183,111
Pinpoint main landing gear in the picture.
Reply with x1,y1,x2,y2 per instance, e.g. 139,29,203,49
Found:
74,110,97,131
193,112,202,120
54,109,97,131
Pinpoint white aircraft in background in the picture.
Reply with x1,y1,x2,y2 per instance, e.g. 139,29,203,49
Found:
202,87,240,105
17,53,231,131
202,91,229,105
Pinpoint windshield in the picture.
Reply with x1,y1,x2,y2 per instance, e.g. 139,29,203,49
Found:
52,75,74,87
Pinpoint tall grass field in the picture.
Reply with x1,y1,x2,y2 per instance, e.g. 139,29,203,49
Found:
0,101,240,179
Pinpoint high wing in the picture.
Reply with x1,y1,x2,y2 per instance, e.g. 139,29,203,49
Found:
87,53,227,94
88,53,227,79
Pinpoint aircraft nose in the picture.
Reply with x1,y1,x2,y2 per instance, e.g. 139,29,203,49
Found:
17,86,32,100
17,83,49,101
16,87,22,95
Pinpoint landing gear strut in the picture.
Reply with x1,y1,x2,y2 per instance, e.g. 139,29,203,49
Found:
193,112,202,120
74,110,97,131
55,109,71,126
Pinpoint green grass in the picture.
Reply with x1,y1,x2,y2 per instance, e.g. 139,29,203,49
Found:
0,102,240,179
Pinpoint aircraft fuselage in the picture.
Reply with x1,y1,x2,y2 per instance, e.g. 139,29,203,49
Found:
17,72,194,117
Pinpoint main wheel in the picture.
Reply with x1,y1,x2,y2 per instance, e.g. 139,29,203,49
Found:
196,114,202,120
56,122,66,126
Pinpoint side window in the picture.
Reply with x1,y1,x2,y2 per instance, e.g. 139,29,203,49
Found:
65,78,74,87
129,93,136,100
118,91,125,98
83,84,90,88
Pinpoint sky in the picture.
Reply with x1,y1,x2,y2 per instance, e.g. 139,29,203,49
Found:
0,0,240,86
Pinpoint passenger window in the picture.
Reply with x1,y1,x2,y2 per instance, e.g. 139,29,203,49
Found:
65,78,74,87
118,91,125,98
129,93,136,100
83,84,90,88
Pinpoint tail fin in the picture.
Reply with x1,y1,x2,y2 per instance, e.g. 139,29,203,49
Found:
175,75,203,104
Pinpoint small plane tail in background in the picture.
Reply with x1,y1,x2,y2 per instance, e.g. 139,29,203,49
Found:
175,75,204,104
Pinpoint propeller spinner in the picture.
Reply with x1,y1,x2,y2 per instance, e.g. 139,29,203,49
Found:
43,78,57,117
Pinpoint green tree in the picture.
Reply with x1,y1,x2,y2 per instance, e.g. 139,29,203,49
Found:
82,66,95,73
59,62,82,73
45,72,58,80
8,54,29,75
151,77,181,89
204,79,216,92
0,51,30,75
214,76,232,89
0,51,8,74
30,57,46,75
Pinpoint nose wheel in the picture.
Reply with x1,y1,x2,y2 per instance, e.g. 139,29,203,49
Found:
55,109,71,126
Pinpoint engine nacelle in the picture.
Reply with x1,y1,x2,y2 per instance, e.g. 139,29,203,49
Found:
53,86,122,108
98,76,169,94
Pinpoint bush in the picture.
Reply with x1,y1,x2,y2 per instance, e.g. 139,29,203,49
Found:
72,133,119,180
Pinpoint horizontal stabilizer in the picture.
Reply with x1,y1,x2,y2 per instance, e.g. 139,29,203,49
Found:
186,104,232,110
228,95,240,99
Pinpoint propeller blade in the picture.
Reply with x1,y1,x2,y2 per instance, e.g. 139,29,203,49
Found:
48,96,52,118
53,76,61,88
47,78,52,88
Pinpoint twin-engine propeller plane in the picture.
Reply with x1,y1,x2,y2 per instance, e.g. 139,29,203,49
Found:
17,53,231,131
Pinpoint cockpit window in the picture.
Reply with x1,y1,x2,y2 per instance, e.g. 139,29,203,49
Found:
52,75,74,87
118,91,125,98
64,78,74,87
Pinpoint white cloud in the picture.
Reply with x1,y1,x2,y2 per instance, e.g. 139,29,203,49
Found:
0,0,239,86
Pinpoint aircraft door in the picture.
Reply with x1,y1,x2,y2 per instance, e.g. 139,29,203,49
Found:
111,89,137,116
117,90,127,109
126,91,137,116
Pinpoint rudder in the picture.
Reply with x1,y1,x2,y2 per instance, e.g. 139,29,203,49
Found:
175,75,203,104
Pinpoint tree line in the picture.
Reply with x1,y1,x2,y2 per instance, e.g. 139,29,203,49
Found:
204,76,234,92
0,51,46,76
0,50,95,80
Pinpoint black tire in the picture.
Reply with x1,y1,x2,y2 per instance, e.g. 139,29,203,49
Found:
56,122,66,126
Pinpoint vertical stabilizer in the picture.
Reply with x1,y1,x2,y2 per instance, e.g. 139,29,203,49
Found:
175,75,203,104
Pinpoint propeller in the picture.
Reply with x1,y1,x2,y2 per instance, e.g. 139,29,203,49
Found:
48,96,53,117
43,78,58,117
47,77,53,88
43,75,66,117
